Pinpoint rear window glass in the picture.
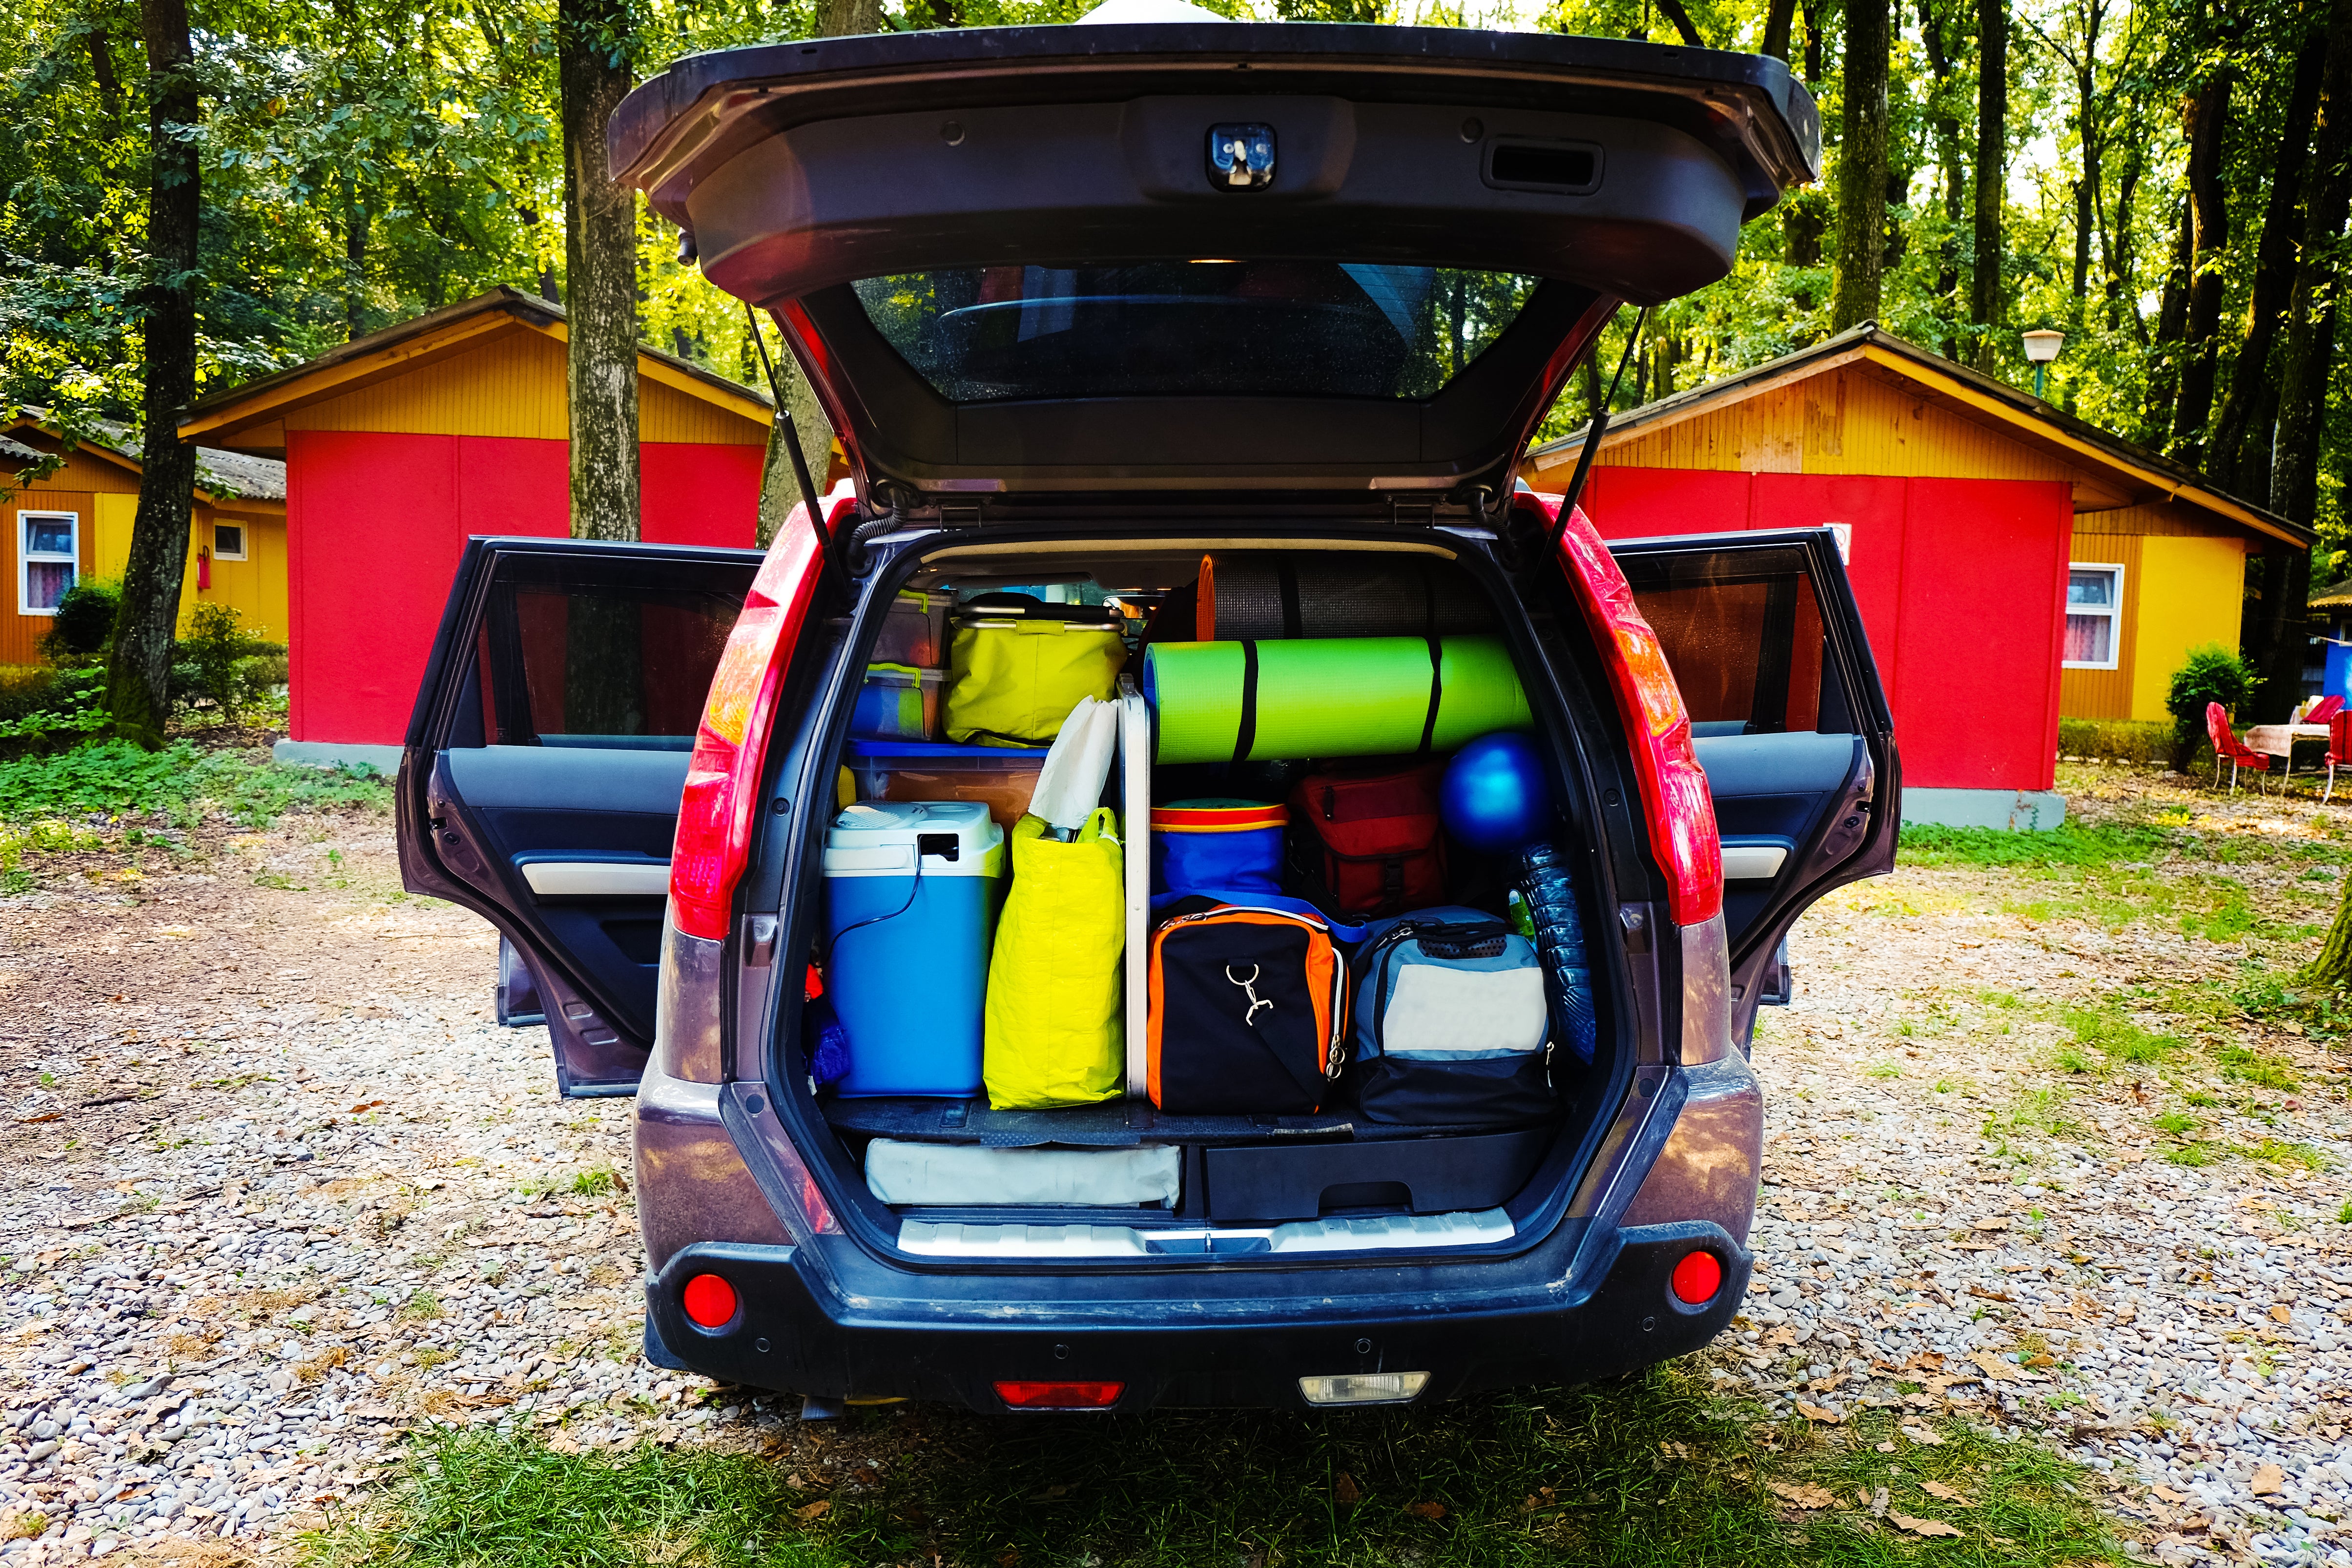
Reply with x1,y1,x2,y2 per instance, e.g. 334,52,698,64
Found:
853,262,1540,402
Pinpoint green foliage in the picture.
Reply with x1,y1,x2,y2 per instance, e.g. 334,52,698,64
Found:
0,740,387,828
175,602,282,722
38,577,119,661
1899,821,2165,869
2166,645,2259,768
2057,718,2174,767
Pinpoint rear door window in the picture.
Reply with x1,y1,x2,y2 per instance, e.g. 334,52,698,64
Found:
854,262,1541,402
1618,549,1845,738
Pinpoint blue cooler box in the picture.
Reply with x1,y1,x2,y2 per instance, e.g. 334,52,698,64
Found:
822,801,1007,1097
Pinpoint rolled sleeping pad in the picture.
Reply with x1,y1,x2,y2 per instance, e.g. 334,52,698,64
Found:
1518,841,1598,1066
1143,635,1534,765
1195,553,1497,641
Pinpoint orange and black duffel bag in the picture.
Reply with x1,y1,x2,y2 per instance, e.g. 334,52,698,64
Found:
1145,900,1348,1114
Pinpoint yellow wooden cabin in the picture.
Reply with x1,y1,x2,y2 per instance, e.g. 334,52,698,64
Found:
2,417,288,666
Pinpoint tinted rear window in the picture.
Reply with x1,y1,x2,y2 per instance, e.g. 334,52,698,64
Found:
854,262,1540,403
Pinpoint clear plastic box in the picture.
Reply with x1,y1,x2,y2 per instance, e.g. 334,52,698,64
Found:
872,589,956,668
844,739,1049,830
851,664,945,741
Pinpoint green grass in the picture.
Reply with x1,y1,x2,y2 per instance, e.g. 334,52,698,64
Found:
0,739,389,828
1898,822,2166,870
2216,1047,2299,1091
304,1373,2124,1568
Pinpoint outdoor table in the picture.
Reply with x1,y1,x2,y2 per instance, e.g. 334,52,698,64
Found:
2244,722,2332,784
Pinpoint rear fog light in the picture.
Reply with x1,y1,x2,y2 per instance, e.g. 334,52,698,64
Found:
682,1272,739,1329
993,1380,1125,1410
1298,1371,1429,1406
1670,1250,1723,1305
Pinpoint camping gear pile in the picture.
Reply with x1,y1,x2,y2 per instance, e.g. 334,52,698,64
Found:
813,559,1600,1214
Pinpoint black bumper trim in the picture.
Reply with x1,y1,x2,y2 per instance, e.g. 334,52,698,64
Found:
642,1221,1750,1411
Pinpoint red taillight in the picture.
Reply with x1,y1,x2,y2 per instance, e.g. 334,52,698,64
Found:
669,486,852,941
1670,1250,1723,1305
681,1272,739,1328
993,1380,1125,1410
1542,498,1724,927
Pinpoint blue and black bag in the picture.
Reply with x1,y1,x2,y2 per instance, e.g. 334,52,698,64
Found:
1349,906,1554,1126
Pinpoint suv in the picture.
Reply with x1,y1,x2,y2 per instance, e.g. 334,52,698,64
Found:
396,18,1897,1413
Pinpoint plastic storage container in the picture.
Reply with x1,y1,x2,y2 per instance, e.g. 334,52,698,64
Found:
843,738,1050,829
851,664,945,741
874,589,955,668
823,801,1007,1097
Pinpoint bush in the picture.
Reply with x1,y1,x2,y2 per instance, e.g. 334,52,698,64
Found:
37,578,119,662
2058,717,2174,766
0,666,108,758
172,603,285,723
0,740,387,827
2166,643,2259,771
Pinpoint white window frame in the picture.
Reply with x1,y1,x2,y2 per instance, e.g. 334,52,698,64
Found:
2063,561,2125,671
211,521,248,561
17,510,79,617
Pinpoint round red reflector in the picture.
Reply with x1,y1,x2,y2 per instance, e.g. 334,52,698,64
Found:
1670,1250,1723,1305
681,1273,739,1329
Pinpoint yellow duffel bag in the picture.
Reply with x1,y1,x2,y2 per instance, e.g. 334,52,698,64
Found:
945,596,1126,748
983,810,1125,1109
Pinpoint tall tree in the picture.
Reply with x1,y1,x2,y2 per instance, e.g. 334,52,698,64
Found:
1920,0,1968,356
1833,0,1891,328
2257,0,2352,719
2167,69,2233,457
2209,21,2327,495
104,0,201,749
1968,0,2006,366
559,0,640,544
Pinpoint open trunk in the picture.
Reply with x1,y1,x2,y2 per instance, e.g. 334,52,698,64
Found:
789,528,1613,1258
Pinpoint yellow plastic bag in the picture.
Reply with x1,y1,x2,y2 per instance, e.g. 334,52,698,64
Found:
983,809,1125,1109
946,619,1126,747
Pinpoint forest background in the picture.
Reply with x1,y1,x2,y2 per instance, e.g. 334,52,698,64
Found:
5,0,2351,722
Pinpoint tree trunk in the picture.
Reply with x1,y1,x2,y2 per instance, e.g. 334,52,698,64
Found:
1969,0,2006,367
1653,0,1706,47
753,316,841,548
86,26,122,138
2169,72,2233,458
2071,60,2097,298
2258,0,2352,721
1919,0,1965,355
104,0,201,750
342,167,369,341
1832,0,1890,330
816,0,883,34
559,0,640,543
2303,879,2352,990
1802,0,1822,81
2108,147,2142,339
2208,24,2326,488
1761,0,1799,60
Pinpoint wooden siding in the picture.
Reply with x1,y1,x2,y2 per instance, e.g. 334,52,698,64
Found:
2057,536,2142,720
4,488,98,667
2074,500,2245,541
281,327,765,446
1595,362,2104,491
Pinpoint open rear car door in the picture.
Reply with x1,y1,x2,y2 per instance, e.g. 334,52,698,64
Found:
397,538,763,1095
1609,528,1899,1043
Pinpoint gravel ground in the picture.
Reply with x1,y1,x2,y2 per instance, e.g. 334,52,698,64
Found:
3,768,2350,1564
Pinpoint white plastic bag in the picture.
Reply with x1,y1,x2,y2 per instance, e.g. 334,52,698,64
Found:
1028,695,1120,833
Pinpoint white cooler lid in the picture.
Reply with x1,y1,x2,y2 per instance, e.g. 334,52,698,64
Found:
823,800,1005,877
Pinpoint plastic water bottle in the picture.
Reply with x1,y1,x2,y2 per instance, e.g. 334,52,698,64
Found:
1517,842,1597,1066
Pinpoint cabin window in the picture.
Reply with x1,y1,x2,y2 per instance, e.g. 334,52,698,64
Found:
2063,564,2124,670
212,522,247,561
17,512,77,615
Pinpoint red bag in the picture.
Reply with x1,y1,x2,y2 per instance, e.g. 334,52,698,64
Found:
1285,760,1448,921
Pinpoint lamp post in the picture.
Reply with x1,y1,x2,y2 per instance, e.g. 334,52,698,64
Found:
2022,329,2065,399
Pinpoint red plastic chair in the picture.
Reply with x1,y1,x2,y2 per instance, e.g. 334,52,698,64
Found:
2208,702,2272,795
2310,695,2346,725
2328,712,2352,804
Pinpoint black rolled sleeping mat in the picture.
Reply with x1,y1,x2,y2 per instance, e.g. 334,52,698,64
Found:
1203,553,1497,641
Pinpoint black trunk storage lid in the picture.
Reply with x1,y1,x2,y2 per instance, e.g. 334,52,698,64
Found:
609,22,1819,503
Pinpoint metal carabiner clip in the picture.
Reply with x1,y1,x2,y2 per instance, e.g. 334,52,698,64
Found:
1225,964,1272,1028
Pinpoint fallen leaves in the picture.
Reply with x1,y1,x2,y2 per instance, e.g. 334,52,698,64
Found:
1404,1501,1447,1520
1333,1472,1361,1504
1900,1424,1945,1446
2271,1303,2295,1324
1891,1512,1964,1538
1920,1480,1970,1505
795,1500,832,1522
2250,1464,2285,1498
1972,1217,2012,1232
1795,1402,1844,1424
1769,1482,1837,1510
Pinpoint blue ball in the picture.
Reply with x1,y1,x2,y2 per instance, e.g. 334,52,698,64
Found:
1441,733,1554,854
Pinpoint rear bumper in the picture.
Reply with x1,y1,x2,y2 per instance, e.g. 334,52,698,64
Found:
642,1220,1750,1411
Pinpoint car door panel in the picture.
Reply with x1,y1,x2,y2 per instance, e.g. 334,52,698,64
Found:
1609,529,1898,1043
398,538,763,1096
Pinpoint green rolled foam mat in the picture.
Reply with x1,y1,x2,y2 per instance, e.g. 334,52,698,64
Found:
1145,635,1534,764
